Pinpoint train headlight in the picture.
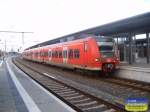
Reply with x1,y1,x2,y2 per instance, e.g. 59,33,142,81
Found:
116,58,119,61
95,58,100,62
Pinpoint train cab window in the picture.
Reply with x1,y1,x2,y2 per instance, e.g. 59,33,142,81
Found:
95,36,114,42
59,51,62,58
96,36,115,58
63,50,67,58
68,49,73,59
74,49,80,59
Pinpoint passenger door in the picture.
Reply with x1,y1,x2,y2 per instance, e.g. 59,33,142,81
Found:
48,49,52,62
83,41,88,68
63,47,68,64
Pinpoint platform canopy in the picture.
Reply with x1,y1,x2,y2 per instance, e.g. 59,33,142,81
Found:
27,12,150,50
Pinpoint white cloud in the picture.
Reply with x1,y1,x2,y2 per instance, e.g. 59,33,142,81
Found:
0,0,149,51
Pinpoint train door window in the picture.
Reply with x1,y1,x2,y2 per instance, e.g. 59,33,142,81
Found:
74,50,76,58
69,49,73,59
53,51,56,58
41,52,43,57
48,51,52,57
59,51,62,58
84,42,88,52
63,50,67,58
43,52,45,57
40,52,42,57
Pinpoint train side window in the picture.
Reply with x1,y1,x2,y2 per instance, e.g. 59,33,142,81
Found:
76,50,80,58
36,52,37,56
45,52,48,57
36,52,38,57
69,49,73,59
74,49,80,59
55,51,58,58
74,50,76,58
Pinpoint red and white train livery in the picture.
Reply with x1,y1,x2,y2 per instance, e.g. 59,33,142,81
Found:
22,35,119,73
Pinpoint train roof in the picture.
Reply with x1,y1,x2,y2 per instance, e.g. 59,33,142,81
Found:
26,12,150,50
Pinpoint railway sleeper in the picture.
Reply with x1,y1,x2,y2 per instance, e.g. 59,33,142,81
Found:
102,108,116,112
65,95,84,100
70,98,91,103
56,90,76,95
50,87,70,91
76,101,97,107
82,104,107,111
46,84,63,87
61,92,79,97
49,86,66,89
53,88,72,93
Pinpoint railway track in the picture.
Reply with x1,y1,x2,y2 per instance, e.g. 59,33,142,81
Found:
102,77,150,93
21,57,150,95
13,58,125,112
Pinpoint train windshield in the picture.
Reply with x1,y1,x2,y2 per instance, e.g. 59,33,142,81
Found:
95,36,115,58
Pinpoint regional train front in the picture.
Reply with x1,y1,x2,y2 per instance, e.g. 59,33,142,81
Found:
95,36,119,73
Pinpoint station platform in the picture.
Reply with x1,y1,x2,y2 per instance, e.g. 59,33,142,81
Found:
0,58,75,112
120,61,150,72
115,61,150,83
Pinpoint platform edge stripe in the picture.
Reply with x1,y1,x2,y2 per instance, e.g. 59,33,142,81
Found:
6,60,41,112
12,59,77,112
0,61,3,67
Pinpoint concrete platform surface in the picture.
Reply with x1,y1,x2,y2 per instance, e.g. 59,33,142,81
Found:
0,59,28,112
0,58,76,112
115,61,150,83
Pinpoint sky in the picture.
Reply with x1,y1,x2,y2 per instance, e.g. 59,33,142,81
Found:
0,0,150,52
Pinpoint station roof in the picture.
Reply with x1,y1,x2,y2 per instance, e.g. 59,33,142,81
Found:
27,12,150,50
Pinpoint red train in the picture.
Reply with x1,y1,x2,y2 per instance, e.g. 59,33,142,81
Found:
22,35,119,74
